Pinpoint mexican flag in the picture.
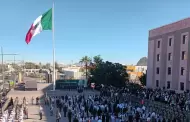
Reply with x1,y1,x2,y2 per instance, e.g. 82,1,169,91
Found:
25,8,52,44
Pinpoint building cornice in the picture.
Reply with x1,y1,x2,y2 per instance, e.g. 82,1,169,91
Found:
149,18,190,38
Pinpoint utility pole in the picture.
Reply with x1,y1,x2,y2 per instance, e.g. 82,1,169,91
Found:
0,47,18,89
1,47,4,89
14,55,15,65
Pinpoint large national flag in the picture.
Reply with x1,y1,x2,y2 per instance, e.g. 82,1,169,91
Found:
25,8,52,44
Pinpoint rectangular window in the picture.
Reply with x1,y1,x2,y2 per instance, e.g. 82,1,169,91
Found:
156,67,159,74
180,82,184,91
182,51,186,60
167,81,170,89
157,54,160,61
169,38,172,46
142,68,144,72
182,35,187,44
156,80,159,87
168,67,171,75
181,67,185,75
168,53,172,61
157,41,160,48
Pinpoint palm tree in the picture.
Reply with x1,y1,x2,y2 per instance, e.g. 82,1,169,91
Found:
93,55,103,65
80,56,91,80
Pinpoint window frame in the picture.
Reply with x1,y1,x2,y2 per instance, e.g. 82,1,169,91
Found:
180,82,184,91
167,81,170,89
169,38,172,46
167,67,171,75
181,67,185,76
157,54,160,61
156,67,159,74
156,80,159,87
157,41,160,48
168,53,172,61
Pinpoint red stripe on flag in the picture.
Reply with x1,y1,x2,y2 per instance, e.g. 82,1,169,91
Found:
25,24,34,44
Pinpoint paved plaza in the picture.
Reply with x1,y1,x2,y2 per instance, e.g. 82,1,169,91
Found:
7,83,99,122
24,104,69,122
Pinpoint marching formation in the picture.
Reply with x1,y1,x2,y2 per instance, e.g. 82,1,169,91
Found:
44,87,163,122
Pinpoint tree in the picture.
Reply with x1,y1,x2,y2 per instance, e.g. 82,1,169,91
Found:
89,61,128,87
25,62,38,69
55,61,59,69
35,64,40,69
12,63,22,72
0,64,8,73
42,63,51,69
39,62,42,69
80,56,91,80
139,73,146,86
93,55,103,65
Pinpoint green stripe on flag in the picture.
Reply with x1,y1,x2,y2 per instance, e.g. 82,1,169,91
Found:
41,8,52,30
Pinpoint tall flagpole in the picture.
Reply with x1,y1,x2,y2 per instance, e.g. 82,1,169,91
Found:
52,1,56,91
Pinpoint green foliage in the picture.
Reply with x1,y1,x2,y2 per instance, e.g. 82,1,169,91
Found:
139,73,146,86
89,61,128,87
0,64,8,73
55,61,59,69
80,56,92,79
9,81,14,87
41,63,51,69
25,62,38,69
93,55,103,64
12,63,22,72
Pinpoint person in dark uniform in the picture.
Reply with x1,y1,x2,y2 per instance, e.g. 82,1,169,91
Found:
106,113,110,122
68,110,72,122
73,116,79,122
102,113,105,122
64,104,67,117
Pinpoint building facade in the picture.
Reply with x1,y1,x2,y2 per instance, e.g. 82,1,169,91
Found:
147,18,190,91
62,66,85,80
135,66,147,74
126,65,147,82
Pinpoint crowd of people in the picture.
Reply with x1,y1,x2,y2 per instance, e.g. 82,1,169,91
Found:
116,84,190,111
2,84,190,122
44,86,182,122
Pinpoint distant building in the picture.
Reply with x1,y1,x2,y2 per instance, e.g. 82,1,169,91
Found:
126,65,147,81
24,69,50,74
147,18,190,91
62,66,85,80
135,66,147,74
7,64,15,72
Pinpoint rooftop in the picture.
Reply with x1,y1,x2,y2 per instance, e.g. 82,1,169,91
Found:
149,17,190,38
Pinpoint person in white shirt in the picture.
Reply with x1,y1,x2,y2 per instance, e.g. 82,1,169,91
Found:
50,104,53,116
79,117,82,122
111,114,115,122
97,117,102,122
39,106,43,120
142,105,146,113
95,116,99,121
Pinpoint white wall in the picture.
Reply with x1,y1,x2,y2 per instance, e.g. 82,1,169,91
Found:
135,66,147,74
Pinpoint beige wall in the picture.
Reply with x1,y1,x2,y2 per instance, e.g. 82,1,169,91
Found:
147,18,190,91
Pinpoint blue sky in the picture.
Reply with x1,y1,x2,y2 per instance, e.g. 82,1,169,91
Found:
0,0,190,65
